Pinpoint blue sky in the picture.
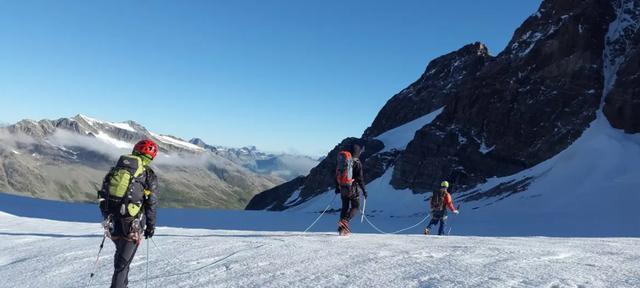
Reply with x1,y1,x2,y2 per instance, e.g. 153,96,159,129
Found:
0,0,541,156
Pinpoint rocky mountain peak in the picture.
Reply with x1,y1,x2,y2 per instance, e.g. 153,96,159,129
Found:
125,120,148,133
363,41,492,138
189,138,207,147
392,0,616,192
8,119,55,138
462,41,489,56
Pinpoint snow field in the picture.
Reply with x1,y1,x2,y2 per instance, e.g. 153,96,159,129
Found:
1,212,639,288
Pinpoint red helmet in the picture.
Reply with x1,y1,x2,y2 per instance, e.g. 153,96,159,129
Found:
133,139,158,159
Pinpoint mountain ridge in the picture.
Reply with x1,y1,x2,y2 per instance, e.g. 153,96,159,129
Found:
0,114,318,209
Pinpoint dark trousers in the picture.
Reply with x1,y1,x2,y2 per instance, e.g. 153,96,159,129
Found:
339,186,360,221
111,238,139,288
426,217,446,235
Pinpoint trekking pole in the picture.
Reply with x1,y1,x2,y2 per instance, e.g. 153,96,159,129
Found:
145,239,150,288
447,204,461,235
87,235,106,287
360,198,366,223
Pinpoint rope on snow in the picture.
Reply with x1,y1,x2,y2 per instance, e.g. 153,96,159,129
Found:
362,213,431,235
302,193,338,233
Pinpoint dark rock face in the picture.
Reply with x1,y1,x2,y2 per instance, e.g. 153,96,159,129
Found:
363,42,491,138
604,1,640,133
245,176,306,210
458,177,534,204
391,0,616,192
605,47,640,132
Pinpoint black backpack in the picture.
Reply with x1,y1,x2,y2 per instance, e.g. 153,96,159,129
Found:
430,189,446,211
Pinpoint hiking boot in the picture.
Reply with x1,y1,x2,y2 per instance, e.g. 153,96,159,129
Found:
338,219,351,234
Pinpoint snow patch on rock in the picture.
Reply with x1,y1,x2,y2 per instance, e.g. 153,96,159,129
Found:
479,142,495,154
375,108,444,153
94,132,132,149
108,122,135,132
151,132,205,151
284,189,302,206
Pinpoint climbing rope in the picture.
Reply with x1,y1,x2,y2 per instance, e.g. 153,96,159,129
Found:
145,240,149,288
149,238,191,275
358,175,431,235
362,213,431,235
302,193,337,233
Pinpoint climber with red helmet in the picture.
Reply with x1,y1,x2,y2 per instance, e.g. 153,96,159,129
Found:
97,139,159,288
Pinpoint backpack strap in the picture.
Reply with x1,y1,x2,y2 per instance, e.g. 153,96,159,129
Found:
99,167,118,217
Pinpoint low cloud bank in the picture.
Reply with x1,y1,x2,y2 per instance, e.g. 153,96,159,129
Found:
47,130,241,169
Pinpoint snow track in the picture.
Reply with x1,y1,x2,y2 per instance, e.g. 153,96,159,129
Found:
1,212,638,288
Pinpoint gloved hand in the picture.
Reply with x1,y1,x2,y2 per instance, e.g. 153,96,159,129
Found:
453,210,459,214
144,227,155,239
363,190,368,199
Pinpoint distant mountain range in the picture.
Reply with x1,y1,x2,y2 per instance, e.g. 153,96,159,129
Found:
0,114,318,209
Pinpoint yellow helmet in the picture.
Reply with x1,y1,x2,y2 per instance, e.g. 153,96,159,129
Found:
440,181,449,188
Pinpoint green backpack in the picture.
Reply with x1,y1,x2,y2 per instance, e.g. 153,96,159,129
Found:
104,154,145,217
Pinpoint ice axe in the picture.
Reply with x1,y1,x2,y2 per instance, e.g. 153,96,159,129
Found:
360,198,366,223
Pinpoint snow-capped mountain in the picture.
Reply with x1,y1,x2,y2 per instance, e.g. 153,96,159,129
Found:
0,114,318,208
246,0,640,236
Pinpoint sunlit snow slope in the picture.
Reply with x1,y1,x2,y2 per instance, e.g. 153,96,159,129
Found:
285,112,640,237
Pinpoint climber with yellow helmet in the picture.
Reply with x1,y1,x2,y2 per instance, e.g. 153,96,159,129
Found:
424,181,459,235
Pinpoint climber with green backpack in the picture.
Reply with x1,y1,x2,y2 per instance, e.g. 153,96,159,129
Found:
97,139,159,288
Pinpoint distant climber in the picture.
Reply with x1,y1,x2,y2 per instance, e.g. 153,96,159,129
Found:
97,139,159,288
424,181,459,235
335,143,367,236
